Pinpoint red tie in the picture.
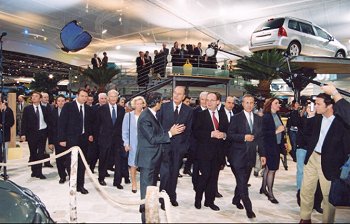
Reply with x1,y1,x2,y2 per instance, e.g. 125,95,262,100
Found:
212,111,219,130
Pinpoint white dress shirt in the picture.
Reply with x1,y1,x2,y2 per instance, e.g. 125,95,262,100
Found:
243,110,254,125
314,115,335,153
35,104,47,130
224,108,233,123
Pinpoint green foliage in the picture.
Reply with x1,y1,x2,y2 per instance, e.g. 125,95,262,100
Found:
82,67,120,91
30,72,60,93
232,49,299,81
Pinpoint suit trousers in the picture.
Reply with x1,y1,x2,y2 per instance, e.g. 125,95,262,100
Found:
28,129,47,176
98,144,121,184
195,158,220,204
139,166,160,223
87,141,99,171
166,149,186,201
231,165,253,213
55,143,70,179
300,152,335,223
67,133,89,189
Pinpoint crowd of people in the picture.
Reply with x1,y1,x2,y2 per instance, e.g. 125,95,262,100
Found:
1,83,349,223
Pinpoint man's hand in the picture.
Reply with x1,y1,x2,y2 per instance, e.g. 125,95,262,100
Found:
260,156,266,166
59,141,66,147
169,124,186,136
88,135,93,142
244,134,254,142
321,83,342,102
48,144,55,151
0,103,7,111
124,145,131,152
20,135,26,142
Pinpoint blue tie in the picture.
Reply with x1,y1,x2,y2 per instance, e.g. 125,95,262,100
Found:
112,106,116,125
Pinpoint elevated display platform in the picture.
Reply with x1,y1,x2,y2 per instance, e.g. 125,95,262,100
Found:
291,56,350,74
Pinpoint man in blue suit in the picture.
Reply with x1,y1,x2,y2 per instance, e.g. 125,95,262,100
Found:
157,86,193,206
135,92,185,223
58,88,93,194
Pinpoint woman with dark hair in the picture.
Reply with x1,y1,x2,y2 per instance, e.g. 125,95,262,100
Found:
260,98,287,204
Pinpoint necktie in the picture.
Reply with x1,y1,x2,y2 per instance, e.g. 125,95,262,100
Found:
248,112,253,133
80,105,84,134
174,106,179,122
36,106,40,130
229,111,233,118
112,106,116,125
212,111,219,130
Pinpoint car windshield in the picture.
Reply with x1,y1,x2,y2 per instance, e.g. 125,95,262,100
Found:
254,18,285,32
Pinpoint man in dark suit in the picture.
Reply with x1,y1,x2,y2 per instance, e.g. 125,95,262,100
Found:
58,88,93,194
300,93,350,223
21,91,53,179
136,51,150,87
184,91,208,189
227,94,266,218
88,92,107,173
135,92,185,223
193,42,202,67
16,94,27,136
95,89,125,188
193,92,228,211
50,95,69,184
91,53,101,69
41,92,54,168
160,43,169,78
157,86,193,206
0,97,15,173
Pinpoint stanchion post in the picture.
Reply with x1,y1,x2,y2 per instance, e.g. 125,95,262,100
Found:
69,147,78,223
145,186,160,223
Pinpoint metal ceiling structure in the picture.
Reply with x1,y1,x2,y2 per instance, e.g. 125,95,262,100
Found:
1,0,350,69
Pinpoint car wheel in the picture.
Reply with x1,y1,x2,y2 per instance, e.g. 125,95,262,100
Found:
335,50,345,58
287,41,301,56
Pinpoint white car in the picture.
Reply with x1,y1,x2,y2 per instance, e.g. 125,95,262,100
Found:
249,17,347,58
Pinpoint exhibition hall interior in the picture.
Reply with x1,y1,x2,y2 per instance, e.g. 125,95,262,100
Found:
0,0,350,223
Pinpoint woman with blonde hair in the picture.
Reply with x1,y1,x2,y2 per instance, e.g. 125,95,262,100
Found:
122,96,146,193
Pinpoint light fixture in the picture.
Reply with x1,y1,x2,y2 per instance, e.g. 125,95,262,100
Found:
24,29,29,34
115,45,121,50
102,29,107,34
48,74,54,79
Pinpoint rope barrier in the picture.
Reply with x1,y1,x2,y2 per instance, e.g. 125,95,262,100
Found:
0,144,172,223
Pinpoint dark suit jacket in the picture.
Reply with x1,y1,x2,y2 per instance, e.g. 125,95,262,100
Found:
58,101,92,147
49,107,60,144
193,109,228,161
305,114,350,181
21,104,52,143
95,104,125,150
0,106,15,142
135,108,170,169
334,98,350,126
227,111,265,169
157,102,192,154
262,112,286,153
193,47,202,56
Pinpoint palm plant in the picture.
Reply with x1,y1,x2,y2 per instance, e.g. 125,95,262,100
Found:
81,66,121,92
232,49,300,98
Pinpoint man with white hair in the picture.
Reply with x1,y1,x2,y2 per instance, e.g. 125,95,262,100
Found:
95,89,125,188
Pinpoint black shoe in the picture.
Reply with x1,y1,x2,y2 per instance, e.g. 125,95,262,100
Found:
44,163,54,168
232,201,244,210
178,173,183,178
194,201,201,209
247,184,251,187
125,178,131,184
254,171,259,177
246,211,256,218
314,207,323,214
171,200,179,206
268,196,279,204
296,190,301,206
132,189,137,194
31,173,37,177
159,198,165,210
37,174,46,179
205,203,220,211
77,187,89,194
113,184,123,189
59,178,66,184
99,180,107,186
259,188,269,197
215,192,223,198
